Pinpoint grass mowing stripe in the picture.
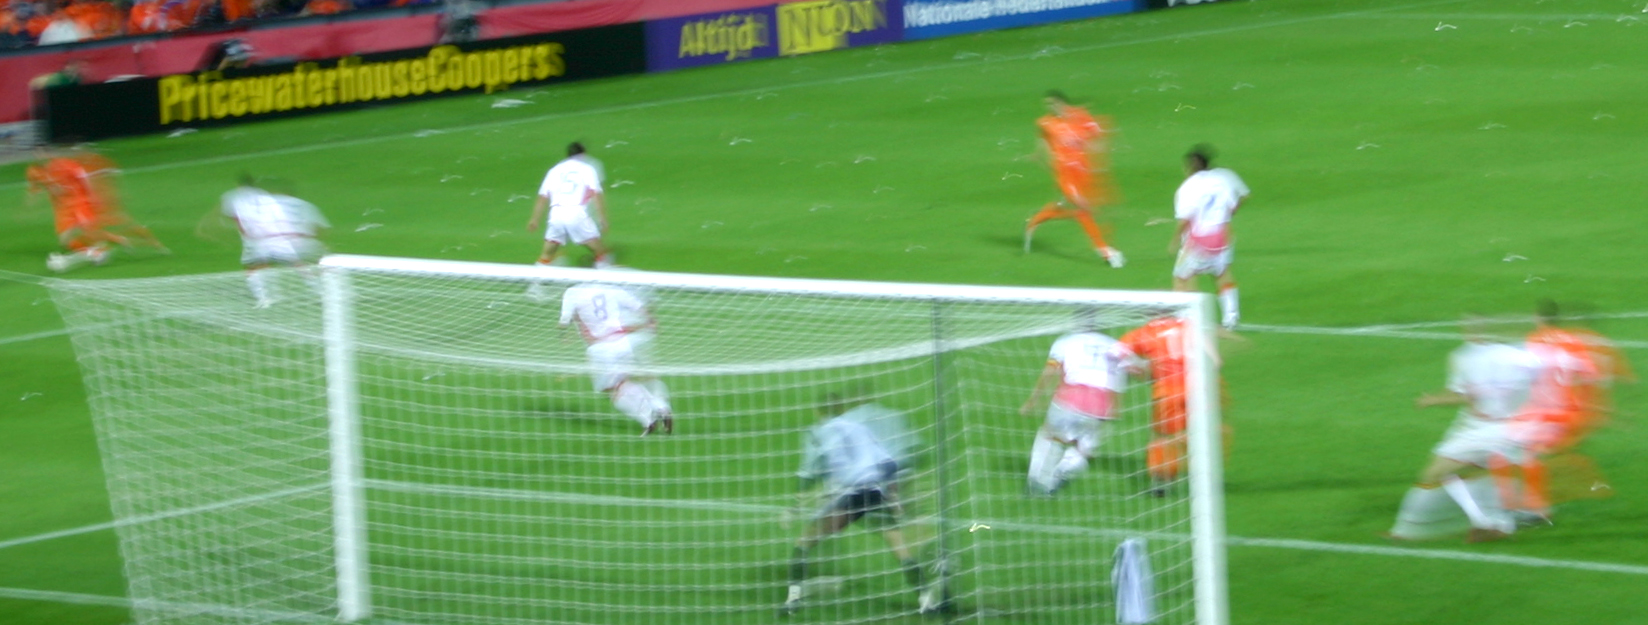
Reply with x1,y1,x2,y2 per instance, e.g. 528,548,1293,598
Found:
0,0,1470,192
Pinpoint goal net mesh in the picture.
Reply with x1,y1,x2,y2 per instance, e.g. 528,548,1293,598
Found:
48,258,1216,625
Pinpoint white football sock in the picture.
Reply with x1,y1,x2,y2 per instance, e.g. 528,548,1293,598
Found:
593,253,615,269
1219,287,1239,327
642,378,672,414
247,270,276,306
1389,485,1455,538
610,381,659,427
1442,476,1508,532
1027,435,1062,493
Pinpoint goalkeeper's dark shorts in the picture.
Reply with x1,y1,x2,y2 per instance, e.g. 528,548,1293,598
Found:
830,461,901,527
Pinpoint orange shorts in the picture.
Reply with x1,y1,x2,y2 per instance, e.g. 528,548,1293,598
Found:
55,201,100,235
1153,386,1186,436
1056,168,1095,206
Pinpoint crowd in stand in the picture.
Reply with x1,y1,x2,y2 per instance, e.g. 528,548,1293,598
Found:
0,0,442,48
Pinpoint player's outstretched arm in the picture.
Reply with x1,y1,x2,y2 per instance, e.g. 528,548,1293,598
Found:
1415,390,1468,409
195,209,232,242
1020,361,1061,416
526,195,549,232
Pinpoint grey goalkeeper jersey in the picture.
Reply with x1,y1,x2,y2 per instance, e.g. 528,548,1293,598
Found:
799,418,894,491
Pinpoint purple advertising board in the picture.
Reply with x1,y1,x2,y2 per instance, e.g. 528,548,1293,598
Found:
647,0,904,72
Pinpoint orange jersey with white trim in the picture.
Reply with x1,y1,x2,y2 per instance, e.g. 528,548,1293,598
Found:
1525,327,1600,421
1121,317,1188,399
1038,107,1102,172
30,157,103,232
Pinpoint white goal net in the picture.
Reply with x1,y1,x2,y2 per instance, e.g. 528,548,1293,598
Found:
48,254,1226,625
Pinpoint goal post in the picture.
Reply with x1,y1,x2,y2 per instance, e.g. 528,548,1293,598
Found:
48,254,1228,625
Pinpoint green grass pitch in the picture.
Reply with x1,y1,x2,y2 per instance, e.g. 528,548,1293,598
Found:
4,0,1648,623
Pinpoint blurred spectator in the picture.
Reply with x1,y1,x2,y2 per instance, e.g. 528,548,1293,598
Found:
29,57,85,89
29,58,86,121
37,10,90,45
64,0,122,38
12,0,445,48
300,0,348,16
436,0,474,43
0,1,30,48
198,36,253,70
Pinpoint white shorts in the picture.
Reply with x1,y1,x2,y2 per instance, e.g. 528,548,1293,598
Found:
1043,402,1107,456
1431,419,1514,467
586,331,653,392
242,236,325,267
545,212,601,246
1173,245,1233,280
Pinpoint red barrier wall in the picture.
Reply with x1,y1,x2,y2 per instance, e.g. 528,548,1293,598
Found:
0,0,771,125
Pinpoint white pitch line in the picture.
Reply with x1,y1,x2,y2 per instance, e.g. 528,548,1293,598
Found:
1240,323,1648,350
0,484,325,552
1227,536,1648,576
0,0,1469,192
0,327,69,347
0,587,132,608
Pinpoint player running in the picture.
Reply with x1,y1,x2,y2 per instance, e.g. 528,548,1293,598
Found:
26,148,166,272
206,175,330,308
783,393,938,617
559,280,673,436
1020,314,1141,496
1388,316,1542,542
1171,145,1249,330
527,142,613,271
1495,300,1620,523
1023,91,1125,268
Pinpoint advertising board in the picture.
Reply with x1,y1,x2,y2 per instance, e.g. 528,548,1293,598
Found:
42,23,645,141
902,0,1140,40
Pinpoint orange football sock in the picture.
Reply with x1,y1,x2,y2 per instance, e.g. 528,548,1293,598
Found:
1521,458,1551,515
1073,210,1109,250
1488,454,1521,510
1147,438,1182,482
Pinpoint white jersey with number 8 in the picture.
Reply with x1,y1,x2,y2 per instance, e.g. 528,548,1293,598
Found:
560,283,649,344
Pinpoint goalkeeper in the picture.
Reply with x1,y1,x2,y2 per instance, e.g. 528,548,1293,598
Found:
783,393,937,617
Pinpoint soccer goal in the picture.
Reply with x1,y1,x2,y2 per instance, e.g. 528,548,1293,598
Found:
48,254,1226,625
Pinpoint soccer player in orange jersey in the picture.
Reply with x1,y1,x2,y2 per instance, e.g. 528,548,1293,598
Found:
1120,315,1232,496
1120,316,1191,495
1496,300,1618,523
1023,91,1124,268
25,148,165,272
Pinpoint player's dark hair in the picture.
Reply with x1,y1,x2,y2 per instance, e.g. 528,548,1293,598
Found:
1186,144,1215,170
1045,90,1070,104
567,142,586,157
1536,299,1561,324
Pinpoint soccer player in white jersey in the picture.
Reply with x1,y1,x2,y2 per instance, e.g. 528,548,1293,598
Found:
784,393,939,617
1171,145,1249,330
205,175,330,308
527,142,613,269
1388,316,1544,542
1020,316,1142,496
559,280,673,435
